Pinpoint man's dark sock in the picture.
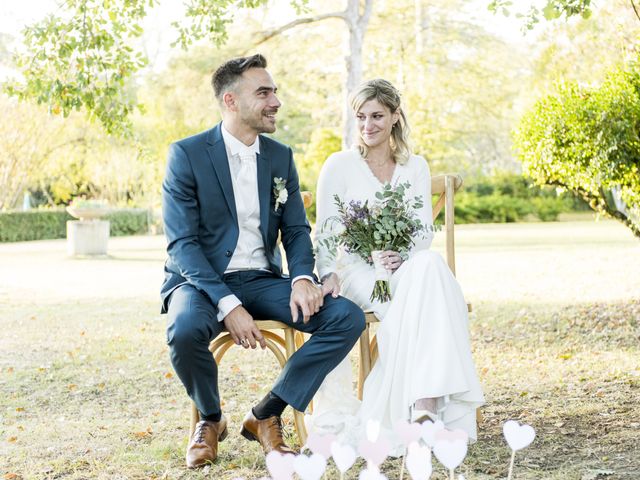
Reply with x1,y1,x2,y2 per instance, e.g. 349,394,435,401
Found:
201,411,222,423
252,391,288,419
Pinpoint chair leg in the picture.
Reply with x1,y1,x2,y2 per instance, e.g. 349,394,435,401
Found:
358,326,372,401
190,402,200,438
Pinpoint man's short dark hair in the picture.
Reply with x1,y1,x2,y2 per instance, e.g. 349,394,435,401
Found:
212,54,268,102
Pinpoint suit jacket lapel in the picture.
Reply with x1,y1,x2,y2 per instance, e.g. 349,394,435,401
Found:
207,125,238,224
257,145,272,244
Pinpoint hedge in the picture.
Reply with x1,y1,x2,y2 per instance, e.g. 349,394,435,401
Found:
0,209,151,242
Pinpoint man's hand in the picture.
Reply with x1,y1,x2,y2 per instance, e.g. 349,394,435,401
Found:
290,279,323,324
223,305,266,349
380,250,404,273
320,272,341,298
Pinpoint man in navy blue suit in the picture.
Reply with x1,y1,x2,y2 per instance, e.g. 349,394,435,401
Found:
161,54,365,468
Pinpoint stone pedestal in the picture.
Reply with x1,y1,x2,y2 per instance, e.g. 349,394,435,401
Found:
66,220,110,256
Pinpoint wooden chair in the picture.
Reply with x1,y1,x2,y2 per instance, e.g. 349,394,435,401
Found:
356,173,468,399
188,192,313,445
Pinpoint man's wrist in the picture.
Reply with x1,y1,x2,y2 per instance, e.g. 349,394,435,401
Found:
217,294,242,322
291,275,316,287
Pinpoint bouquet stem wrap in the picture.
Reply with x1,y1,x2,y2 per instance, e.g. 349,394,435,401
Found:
370,250,392,303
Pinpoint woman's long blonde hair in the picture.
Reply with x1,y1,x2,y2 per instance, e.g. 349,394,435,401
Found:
350,78,411,165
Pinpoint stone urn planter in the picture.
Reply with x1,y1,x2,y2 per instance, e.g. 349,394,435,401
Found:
66,201,111,256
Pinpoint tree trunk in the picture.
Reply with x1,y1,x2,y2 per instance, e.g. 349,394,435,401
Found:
342,0,374,149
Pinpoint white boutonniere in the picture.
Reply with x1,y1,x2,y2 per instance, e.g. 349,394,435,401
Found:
273,177,288,211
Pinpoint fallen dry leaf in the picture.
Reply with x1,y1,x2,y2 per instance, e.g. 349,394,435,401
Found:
15,407,24,412
4,473,21,480
164,372,173,379
133,427,153,439
8,436,17,443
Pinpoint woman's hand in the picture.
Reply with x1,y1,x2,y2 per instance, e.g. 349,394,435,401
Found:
380,250,404,273
320,272,341,298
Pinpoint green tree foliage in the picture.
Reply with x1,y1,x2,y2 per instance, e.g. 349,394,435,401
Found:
297,128,342,221
5,0,155,137
3,0,308,138
514,63,640,237
488,0,593,30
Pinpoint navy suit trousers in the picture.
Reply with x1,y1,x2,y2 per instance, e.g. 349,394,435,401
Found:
166,270,365,416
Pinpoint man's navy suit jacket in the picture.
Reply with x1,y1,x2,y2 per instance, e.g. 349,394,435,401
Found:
160,123,315,313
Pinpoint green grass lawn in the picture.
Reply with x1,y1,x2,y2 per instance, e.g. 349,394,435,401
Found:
1,219,638,479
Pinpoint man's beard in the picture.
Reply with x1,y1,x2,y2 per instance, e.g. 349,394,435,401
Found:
241,110,277,134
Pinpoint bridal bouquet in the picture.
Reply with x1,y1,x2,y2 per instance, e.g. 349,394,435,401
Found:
319,182,426,302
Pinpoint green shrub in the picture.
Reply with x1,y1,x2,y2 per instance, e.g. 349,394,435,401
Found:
107,209,150,236
0,210,71,242
0,209,150,242
455,192,532,223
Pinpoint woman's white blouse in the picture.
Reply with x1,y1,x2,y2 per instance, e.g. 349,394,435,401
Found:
314,149,435,279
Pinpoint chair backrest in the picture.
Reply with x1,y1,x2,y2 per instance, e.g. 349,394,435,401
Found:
430,174,463,276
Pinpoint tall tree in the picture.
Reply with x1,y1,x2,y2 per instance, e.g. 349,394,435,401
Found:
254,0,373,147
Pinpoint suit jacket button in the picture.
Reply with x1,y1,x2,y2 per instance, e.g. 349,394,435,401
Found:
225,250,232,257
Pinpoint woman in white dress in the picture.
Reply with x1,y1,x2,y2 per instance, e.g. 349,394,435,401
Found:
311,78,485,452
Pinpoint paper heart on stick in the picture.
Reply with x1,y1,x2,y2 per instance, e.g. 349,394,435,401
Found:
433,438,468,470
293,453,327,480
358,464,388,480
406,441,433,480
503,420,536,451
420,419,445,447
435,428,469,443
358,437,391,466
330,442,357,473
305,432,337,459
394,419,423,446
265,451,295,480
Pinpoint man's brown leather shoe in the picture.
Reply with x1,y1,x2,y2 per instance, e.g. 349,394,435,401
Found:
186,416,228,469
240,411,296,454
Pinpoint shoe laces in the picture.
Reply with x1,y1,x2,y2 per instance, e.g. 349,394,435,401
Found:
194,420,209,443
268,416,284,438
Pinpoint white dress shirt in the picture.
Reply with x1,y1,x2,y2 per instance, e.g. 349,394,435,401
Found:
215,124,312,321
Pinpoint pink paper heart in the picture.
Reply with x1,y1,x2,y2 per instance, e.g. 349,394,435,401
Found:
433,438,468,470
435,428,469,443
394,419,423,446
420,419,445,447
330,442,357,473
358,464,388,480
503,420,535,451
406,442,432,480
293,453,327,480
305,432,337,459
358,437,391,466
265,451,295,480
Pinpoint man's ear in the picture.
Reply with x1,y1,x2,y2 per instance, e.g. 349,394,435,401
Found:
223,91,237,111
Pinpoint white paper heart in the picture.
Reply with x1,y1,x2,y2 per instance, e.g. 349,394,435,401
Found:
366,419,381,442
265,451,295,480
420,419,445,447
503,420,536,451
293,453,327,480
406,441,432,480
358,464,388,480
330,442,357,473
433,438,467,470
